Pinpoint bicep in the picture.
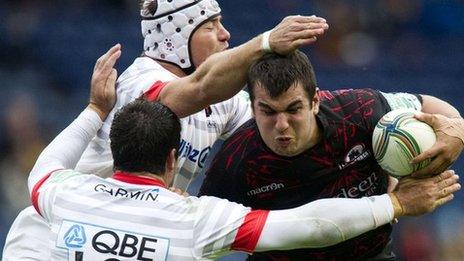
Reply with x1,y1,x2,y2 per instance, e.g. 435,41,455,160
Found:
420,94,461,117
158,76,208,117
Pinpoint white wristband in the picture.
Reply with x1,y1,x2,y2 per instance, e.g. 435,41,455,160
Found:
261,30,272,53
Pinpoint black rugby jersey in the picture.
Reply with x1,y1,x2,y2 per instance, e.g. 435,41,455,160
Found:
199,88,422,260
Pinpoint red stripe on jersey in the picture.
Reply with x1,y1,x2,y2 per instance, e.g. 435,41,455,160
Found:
232,210,270,252
144,81,168,101
31,169,62,216
112,171,167,188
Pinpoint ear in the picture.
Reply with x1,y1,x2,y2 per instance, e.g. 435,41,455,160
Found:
165,149,177,185
312,93,320,115
166,149,177,173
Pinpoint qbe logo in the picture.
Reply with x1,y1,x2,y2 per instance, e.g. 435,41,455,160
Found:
57,220,169,261
64,224,86,248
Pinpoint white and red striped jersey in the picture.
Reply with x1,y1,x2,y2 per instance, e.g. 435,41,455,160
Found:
76,57,252,190
3,56,252,261
31,170,268,261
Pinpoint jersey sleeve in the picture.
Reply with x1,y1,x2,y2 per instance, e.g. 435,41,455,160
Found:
33,169,84,221
321,88,421,131
221,90,252,138
143,81,169,101
378,91,422,111
192,196,269,259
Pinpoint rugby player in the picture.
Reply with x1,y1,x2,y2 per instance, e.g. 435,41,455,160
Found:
27,52,460,259
199,51,464,260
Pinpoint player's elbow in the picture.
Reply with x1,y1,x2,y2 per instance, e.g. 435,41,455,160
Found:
301,218,346,248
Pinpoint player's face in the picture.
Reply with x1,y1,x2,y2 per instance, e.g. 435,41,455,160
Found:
190,16,230,68
252,83,320,157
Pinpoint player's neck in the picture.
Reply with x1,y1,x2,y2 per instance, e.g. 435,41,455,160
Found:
129,171,168,187
159,61,187,78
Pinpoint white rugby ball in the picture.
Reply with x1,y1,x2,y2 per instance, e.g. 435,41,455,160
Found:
372,109,436,177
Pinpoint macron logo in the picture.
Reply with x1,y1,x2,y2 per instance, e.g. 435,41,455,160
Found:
247,183,284,196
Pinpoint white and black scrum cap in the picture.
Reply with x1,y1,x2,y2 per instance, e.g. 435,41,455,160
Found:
141,0,221,71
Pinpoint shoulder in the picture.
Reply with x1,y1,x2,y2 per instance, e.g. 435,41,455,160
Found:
318,88,391,128
117,57,178,94
319,88,389,114
319,88,382,104
2,206,50,260
222,119,258,146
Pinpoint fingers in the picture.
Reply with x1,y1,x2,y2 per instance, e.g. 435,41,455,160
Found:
284,15,327,24
105,69,118,92
413,112,437,127
99,46,122,78
434,170,454,183
270,15,328,54
169,187,189,197
435,193,454,208
411,156,449,177
387,176,399,193
95,44,121,73
435,172,460,204
436,174,460,193
410,145,441,164
292,37,318,48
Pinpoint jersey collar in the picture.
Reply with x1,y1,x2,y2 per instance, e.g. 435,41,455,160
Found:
112,171,167,188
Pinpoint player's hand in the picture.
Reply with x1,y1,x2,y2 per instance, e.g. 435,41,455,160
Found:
88,44,122,120
268,15,329,54
387,175,399,193
410,113,464,177
390,170,460,218
169,187,190,197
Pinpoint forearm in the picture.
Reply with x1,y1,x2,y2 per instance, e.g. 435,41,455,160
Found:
421,95,461,118
28,108,102,192
162,36,262,117
255,195,394,251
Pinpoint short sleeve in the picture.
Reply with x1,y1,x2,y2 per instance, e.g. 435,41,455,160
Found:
379,91,422,111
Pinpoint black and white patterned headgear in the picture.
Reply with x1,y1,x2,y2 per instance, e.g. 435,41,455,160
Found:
141,0,221,73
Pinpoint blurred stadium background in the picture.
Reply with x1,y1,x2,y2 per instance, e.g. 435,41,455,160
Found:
0,0,463,260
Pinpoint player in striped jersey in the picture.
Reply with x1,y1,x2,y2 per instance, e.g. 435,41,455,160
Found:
3,1,329,258
27,53,460,260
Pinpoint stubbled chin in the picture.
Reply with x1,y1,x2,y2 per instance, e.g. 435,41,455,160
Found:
273,146,297,157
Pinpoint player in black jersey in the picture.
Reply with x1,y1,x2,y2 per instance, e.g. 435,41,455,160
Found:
199,50,464,260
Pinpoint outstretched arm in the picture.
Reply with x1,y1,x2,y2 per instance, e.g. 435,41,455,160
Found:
159,15,329,117
253,171,460,251
28,44,120,193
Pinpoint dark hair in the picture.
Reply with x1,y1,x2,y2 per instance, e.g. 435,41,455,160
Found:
247,50,317,103
110,99,181,174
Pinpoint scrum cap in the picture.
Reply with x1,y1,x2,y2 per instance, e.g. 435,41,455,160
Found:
141,0,221,73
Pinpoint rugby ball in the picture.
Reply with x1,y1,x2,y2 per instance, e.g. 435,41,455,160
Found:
372,109,436,177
